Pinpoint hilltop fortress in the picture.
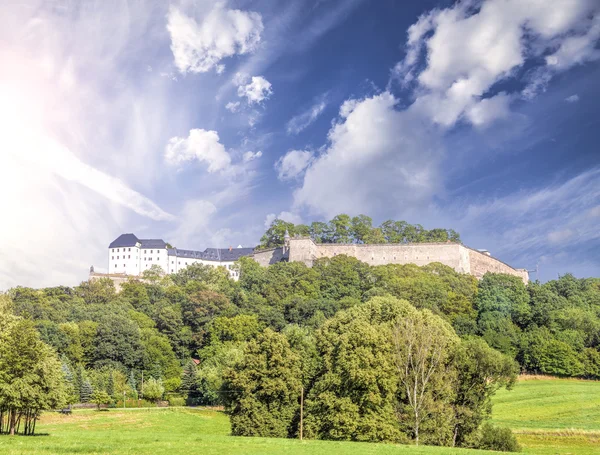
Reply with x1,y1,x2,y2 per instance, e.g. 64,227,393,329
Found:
94,232,528,285
253,233,529,283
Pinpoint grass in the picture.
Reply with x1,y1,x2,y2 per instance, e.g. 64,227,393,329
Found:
491,377,600,454
0,377,598,454
0,407,494,455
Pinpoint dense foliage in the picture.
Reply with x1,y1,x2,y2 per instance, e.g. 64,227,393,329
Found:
259,214,461,248
2,253,599,449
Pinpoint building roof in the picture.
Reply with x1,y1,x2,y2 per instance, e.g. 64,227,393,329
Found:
109,233,139,248
139,238,167,249
168,247,254,262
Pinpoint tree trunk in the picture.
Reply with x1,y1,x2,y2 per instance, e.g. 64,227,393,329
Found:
415,411,419,446
9,410,16,436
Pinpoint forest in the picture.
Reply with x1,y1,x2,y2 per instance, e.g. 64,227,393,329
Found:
1,247,600,448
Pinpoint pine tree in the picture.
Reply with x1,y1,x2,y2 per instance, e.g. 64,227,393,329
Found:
128,370,138,399
60,357,77,405
181,360,200,405
80,380,93,403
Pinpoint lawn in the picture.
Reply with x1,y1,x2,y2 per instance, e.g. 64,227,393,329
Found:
0,377,598,455
0,407,494,455
492,377,600,454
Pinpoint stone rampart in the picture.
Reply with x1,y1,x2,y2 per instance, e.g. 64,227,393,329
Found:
283,238,528,283
252,247,286,266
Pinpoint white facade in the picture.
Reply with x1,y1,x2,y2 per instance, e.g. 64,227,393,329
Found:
108,234,247,280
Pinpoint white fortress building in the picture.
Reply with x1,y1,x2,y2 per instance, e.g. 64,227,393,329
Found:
107,233,254,279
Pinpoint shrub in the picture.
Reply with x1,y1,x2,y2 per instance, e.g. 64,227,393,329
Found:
168,396,186,407
476,423,521,452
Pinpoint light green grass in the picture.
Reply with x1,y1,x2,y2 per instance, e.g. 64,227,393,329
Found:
1,378,599,454
491,378,600,454
0,407,494,455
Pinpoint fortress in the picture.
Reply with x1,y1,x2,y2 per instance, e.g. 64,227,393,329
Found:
95,232,528,285
253,233,529,283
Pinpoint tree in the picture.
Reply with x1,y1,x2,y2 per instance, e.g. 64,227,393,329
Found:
223,329,302,437
329,214,352,243
90,390,112,410
350,215,373,243
0,318,67,435
305,297,417,443
80,380,93,403
143,378,165,403
450,338,518,447
392,310,458,445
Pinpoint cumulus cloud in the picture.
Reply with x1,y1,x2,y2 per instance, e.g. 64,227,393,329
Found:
236,75,273,104
394,0,600,126
286,96,328,134
275,150,315,181
242,150,262,162
293,93,442,217
165,129,232,172
565,94,580,103
167,3,263,74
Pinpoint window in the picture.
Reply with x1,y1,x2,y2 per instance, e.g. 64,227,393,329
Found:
112,256,114,260
128,255,130,259
128,248,131,252
112,249,114,252
123,264,126,268
150,250,153,254
114,264,117,268
117,256,119,259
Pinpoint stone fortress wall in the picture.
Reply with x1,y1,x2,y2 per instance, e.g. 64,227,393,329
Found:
256,237,529,283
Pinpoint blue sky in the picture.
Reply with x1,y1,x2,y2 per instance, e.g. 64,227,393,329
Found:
0,0,599,288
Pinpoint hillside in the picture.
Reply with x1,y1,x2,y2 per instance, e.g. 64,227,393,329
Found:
492,377,600,454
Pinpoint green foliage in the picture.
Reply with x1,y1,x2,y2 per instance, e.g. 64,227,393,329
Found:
0,314,68,435
143,378,165,402
259,214,461,248
224,329,302,438
90,390,112,409
475,423,521,452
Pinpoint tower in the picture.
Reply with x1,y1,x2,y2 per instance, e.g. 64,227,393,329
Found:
283,229,291,255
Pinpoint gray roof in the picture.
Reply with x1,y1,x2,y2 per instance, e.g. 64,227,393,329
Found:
168,247,254,262
110,233,253,261
109,233,139,248
140,238,167,249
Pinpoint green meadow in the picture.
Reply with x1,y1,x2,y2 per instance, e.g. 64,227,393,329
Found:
1,377,598,455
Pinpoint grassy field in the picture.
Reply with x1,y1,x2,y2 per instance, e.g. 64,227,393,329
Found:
0,377,598,455
492,377,600,454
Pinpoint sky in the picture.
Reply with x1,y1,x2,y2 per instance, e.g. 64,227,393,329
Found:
0,0,599,289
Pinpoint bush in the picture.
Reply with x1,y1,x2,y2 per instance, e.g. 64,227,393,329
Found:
476,423,521,452
168,396,186,407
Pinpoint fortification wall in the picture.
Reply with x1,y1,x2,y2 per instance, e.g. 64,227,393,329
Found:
253,247,286,266
467,248,529,282
286,238,528,283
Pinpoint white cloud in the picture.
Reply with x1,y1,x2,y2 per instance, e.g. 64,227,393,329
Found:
167,3,263,74
237,75,273,104
394,0,600,126
286,97,328,134
165,129,232,173
275,150,315,181
466,93,512,127
170,199,218,247
565,94,580,103
293,93,442,218
225,101,241,112
242,150,262,162
264,211,303,228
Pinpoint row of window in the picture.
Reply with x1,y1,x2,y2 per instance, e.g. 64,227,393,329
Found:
112,248,132,253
